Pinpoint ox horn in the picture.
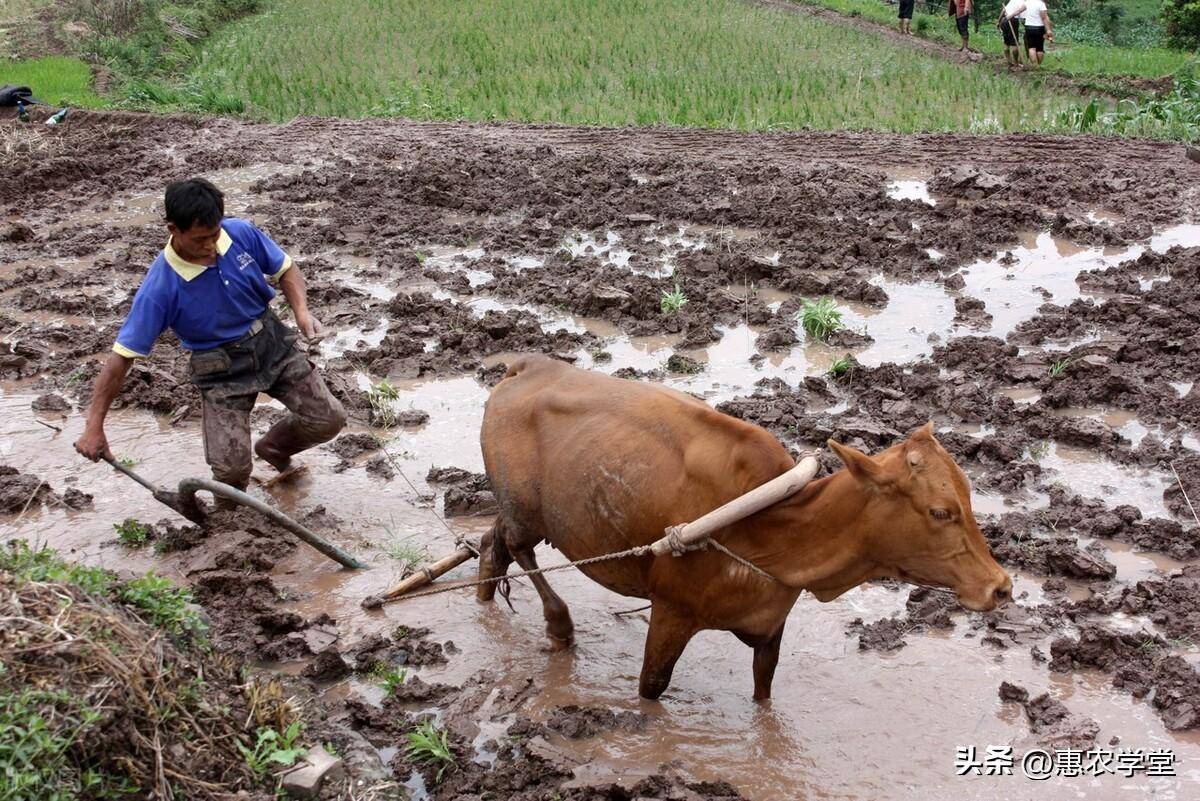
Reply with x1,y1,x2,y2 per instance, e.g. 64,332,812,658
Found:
650,451,822,557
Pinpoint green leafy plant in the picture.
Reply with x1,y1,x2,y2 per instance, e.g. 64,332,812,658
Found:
117,575,207,638
406,719,456,782
1061,70,1200,140
237,721,306,779
117,456,138,468
659,283,688,315
797,297,844,341
374,665,409,696
114,518,150,548
0,689,137,801
0,541,112,595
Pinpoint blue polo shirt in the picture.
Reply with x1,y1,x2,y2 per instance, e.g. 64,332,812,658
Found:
113,218,293,357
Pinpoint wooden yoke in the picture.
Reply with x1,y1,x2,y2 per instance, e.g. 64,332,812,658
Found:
649,451,821,557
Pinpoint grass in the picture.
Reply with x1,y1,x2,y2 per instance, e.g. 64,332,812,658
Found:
380,531,427,565
186,0,1082,132
798,297,845,340
0,541,303,798
368,378,401,428
805,0,1191,81
660,284,689,315
0,56,105,108
406,719,456,783
114,518,150,548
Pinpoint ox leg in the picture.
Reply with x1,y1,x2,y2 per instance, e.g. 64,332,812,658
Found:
510,547,575,651
751,625,785,702
639,603,696,700
476,519,515,603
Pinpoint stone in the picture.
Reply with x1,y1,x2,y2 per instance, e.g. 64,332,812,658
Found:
281,748,345,800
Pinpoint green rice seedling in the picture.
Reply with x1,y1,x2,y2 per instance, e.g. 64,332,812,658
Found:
660,284,688,315
374,665,409,696
380,530,427,565
406,719,456,782
182,0,1098,135
798,297,844,341
368,378,401,427
828,355,854,378
1049,357,1075,378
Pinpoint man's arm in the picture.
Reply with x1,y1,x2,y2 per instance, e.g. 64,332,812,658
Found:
74,353,133,461
1042,9,1052,37
278,263,326,345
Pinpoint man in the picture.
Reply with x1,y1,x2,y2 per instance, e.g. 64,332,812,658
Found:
952,0,973,52
998,0,1025,68
1022,0,1053,66
75,178,347,495
898,0,915,35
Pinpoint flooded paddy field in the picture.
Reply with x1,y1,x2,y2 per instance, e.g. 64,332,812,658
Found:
3,115,1200,799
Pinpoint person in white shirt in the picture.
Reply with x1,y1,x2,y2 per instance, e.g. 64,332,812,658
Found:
1021,0,1054,66
998,0,1026,68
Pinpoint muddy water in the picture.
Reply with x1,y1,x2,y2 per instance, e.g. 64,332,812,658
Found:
7,167,1200,799
7,352,1200,800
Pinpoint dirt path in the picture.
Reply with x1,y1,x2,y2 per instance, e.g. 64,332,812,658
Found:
758,0,1170,98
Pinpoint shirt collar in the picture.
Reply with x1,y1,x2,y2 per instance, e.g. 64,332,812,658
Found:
164,228,233,281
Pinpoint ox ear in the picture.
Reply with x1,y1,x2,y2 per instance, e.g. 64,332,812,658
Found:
910,421,936,442
827,439,886,486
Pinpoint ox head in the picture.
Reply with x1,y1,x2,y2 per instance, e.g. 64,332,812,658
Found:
826,423,1011,611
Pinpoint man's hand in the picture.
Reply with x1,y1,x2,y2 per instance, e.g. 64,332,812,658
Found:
74,424,112,462
296,311,327,345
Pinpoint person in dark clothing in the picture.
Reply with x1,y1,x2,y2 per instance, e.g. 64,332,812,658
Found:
952,0,974,51
898,0,915,34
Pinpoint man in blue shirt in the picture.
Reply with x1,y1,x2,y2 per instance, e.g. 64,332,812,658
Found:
75,178,346,493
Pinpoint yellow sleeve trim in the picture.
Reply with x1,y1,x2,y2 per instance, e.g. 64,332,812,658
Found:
269,255,293,282
112,343,146,359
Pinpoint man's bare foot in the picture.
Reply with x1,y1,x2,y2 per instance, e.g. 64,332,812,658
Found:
254,439,292,472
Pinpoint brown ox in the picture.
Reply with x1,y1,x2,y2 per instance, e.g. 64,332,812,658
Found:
478,355,1011,700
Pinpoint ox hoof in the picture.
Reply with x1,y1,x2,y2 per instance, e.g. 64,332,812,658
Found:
541,634,575,653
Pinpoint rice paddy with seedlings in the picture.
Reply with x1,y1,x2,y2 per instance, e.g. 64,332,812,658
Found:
190,0,1079,131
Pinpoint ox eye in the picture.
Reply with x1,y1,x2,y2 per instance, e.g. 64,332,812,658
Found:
930,508,952,521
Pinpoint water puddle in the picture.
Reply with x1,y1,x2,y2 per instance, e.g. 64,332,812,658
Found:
1095,538,1192,583
886,179,936,206
838,279,955,366
1038,442,1173,518
320,318,389,360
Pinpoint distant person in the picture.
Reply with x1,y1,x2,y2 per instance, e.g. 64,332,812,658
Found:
998,0,1025,68
1022,0,1053,66
952,0,974,52
899,0,914,34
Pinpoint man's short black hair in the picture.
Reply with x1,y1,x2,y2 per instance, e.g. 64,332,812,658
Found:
164,178,225,231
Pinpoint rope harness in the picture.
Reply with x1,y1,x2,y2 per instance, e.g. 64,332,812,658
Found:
378,532,784,604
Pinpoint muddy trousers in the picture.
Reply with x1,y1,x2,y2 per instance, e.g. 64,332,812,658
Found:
191,312,346,490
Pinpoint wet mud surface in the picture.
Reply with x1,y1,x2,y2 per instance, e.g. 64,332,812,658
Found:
2,112,1200,799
